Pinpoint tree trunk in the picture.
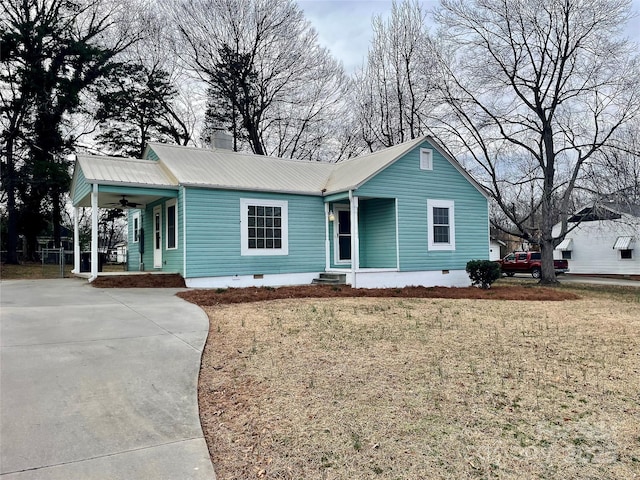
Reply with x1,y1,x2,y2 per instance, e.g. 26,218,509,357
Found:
4,136,20,264
540,126,558,284
539,238,558,284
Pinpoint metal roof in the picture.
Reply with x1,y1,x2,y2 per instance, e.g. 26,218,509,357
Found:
613,236,635,249
77,155,177,188
147,143,334,195
74,136,488,199
555,238,573,251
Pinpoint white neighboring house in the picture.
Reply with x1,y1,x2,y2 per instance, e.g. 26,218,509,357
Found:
552,203,639,275
489,237,506,261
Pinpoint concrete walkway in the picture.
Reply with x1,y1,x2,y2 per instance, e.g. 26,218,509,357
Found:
0,279,216,479
561,274,640,287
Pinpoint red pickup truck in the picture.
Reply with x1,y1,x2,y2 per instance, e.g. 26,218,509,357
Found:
498,251,569,279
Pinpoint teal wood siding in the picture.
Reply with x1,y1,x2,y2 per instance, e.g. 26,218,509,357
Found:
185,188,325,278
127,209,142,271
72,167,91,205
359,198,396,268
357,141,489,271
144,148,159,161
126,195,183,274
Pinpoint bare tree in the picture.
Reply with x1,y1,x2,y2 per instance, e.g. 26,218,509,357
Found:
432,0,640,283
584,119,640,205
353,0,440,151
169,0,349,161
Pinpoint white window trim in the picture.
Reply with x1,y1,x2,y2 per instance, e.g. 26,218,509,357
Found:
620,249,633,260
165,199,178,250
420,148,433,170
240,198,289,256
427,199,455,251
132,211,140,243
333,204,351,265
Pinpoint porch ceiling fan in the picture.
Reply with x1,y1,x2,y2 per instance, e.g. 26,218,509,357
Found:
106,195,140,208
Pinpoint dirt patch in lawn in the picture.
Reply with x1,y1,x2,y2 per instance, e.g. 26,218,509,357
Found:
178,284,579,305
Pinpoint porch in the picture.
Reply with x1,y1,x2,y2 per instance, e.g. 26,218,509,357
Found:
324,193,400,288
70,154,180,281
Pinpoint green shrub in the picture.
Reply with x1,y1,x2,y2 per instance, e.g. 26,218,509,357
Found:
466,260,501,289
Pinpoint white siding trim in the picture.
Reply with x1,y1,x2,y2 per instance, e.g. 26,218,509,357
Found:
185,272,319,289
351,269,470,289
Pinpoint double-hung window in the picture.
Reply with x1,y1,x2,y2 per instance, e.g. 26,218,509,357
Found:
166,199,177,250
132,211,140,243
427,199,455,251
240,199,289,256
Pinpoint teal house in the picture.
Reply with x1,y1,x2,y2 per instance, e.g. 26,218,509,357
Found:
70,136,490,288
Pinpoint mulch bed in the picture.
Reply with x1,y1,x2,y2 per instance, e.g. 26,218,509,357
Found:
89,274,579,301
90,274,186,288
178,283,579,305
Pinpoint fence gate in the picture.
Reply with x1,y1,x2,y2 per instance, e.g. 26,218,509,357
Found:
41,248,73,278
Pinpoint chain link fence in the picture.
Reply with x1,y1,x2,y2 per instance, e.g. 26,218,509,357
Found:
40,248,74,278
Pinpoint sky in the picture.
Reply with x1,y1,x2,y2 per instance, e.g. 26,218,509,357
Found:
298,0,640,74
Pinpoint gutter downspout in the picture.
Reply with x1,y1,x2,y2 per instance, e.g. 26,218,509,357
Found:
90,184,99,282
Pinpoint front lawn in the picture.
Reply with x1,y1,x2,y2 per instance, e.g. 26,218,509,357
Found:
191,284,639,479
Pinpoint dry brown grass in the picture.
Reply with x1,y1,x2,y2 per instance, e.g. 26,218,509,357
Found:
0,262,126,280
0,262,72,279
197,286,640,480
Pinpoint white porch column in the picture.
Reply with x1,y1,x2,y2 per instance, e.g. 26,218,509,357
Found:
349,191,359,287
73,207,80,273
324,202,330,271
90,184,99,281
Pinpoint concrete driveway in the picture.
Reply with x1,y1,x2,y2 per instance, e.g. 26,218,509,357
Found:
0,279,216,479
505,273,640,287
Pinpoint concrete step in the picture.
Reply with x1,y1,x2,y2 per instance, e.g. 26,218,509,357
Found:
312,272,347,285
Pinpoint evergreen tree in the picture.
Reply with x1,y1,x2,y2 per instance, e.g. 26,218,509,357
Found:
94,62,190,158
1,0,137,261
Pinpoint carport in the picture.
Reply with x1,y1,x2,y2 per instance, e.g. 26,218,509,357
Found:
70,155,179,280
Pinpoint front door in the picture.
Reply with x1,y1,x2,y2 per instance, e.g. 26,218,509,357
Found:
335,207,351,263
153,205,162,268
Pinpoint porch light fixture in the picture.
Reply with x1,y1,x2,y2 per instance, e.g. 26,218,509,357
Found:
328,210,335,222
